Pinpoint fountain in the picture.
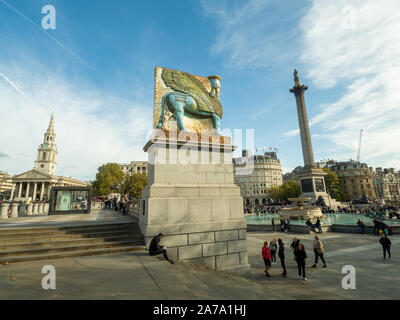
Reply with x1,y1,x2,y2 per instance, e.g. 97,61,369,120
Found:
280,197,323,221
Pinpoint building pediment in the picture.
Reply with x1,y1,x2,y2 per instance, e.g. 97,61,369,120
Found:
13,169,54,180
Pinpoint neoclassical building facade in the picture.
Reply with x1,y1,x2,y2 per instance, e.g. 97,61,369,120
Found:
233,150,283,206
10,113,88,202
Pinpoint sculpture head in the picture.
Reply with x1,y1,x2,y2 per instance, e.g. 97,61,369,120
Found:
208,75,221,99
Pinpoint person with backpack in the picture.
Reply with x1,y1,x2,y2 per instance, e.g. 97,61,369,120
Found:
278,239,287,278
269,239,277,264
262,241,272,278
379,233,392,260
311,236,327,268
294,243,307,281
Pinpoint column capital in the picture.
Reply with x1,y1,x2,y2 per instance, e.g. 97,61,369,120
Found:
289,84,308,96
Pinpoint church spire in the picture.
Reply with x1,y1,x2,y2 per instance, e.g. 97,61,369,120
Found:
34,112,58,175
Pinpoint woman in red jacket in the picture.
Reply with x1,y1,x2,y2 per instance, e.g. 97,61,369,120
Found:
262,241,272,277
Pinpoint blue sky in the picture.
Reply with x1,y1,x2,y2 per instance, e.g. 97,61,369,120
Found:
1,0,400,181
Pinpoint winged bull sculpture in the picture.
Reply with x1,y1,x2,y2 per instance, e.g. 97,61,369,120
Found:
156,68,223,134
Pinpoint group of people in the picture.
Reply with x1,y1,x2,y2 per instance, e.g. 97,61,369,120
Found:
372,219,393,236
104,194,130,215
262,236,327,281
306,218,322,234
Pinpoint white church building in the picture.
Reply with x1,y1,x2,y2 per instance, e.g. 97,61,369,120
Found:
10,112,88,202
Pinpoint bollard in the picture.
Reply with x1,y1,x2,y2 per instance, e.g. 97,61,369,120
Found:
26,203,33,216
33,203,39,215
38,203,44,214
43,203,50,215
1,203,9,219
11,203,19,218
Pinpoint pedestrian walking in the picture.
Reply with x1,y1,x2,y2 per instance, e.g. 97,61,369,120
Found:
269,239,277,264
278,239,287,277
294,243,307,281
262,241,272,278
379,233,392,260
311,236,326,268
271,218,276,232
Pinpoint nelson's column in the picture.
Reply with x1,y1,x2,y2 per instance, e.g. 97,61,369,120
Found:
289,70,336,206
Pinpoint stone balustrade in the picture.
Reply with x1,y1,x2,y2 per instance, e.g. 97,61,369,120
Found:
0,202,51,219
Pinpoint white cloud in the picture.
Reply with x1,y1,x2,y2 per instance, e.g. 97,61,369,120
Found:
0,67,152,181
200,0,297,68
301,0,400,169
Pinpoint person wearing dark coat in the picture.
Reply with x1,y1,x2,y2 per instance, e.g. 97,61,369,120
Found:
294,243,307,281
278,238,287,277
149,233,174,264
379,233,392,260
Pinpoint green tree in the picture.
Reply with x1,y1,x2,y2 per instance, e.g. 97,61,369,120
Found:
268,180,301,201
92,163,124,196
121,173,147,199
279,180,301,200
322,168,348,202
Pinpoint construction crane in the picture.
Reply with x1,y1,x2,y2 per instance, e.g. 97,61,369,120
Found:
356,129,364,162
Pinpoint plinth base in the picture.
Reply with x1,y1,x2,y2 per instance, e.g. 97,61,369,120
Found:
140,130,251,274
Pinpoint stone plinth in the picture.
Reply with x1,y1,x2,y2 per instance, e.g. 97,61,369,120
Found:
280,207,323,221
43,203,49,215
1,203,9,219
27,203,33,216
38,203,44,214
139,130,251,274
11,203,19,218
32,203,39,215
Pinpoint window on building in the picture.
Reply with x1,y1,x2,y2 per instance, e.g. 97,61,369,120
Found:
42,152,46,160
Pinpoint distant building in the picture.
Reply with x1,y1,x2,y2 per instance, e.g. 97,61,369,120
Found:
119,161,147,175
329,161,375,201
233,150,283,206
0,170,12,193
9,113,88,201
372,168,400,201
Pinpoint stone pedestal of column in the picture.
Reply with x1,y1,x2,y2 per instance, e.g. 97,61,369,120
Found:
140,130,251,275
11,203,19,218
1,203,9,219
26,203,33,216
43,203,50,215
38,203,44,214
32,203,39,215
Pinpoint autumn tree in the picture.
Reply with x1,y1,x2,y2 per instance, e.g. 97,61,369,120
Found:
322,168,348,202
92,163,124,196
121,172,147,199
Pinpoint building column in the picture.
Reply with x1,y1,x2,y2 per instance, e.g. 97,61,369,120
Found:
40,182,45,201
32,182,37,201
26,182,30,198
10,183,15,200
18,182,22,198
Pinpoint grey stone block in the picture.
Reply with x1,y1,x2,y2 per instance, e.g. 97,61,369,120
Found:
238,229,246,240
239,252,248,265
216,253,240,269
227,240,247,254
202,242,227,257
215,230,238,242
189,232,214,245
178,245,202,260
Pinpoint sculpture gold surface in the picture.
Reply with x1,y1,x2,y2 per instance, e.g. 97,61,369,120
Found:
154,67,223,134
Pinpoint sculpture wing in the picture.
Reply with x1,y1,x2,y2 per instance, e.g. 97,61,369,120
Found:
161,68,223,118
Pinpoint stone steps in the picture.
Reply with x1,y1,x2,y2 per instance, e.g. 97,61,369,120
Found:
0,221,145,264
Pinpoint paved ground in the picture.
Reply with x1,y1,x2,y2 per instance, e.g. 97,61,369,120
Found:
0,211,399,299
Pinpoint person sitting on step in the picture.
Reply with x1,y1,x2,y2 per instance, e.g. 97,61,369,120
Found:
149,233,174,264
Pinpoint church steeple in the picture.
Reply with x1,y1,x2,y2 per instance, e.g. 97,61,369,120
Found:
34,112,58,175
